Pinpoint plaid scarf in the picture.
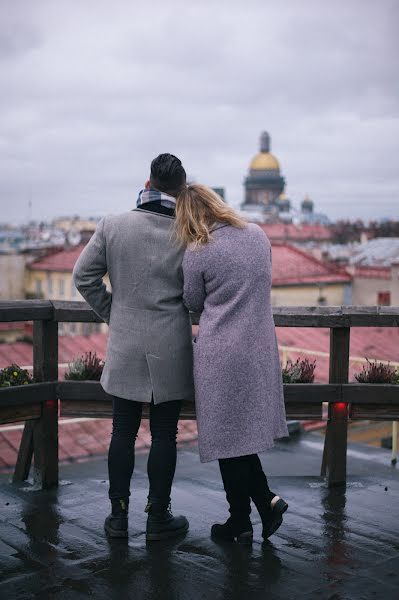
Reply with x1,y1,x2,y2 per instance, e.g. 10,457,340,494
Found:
136,188,176,210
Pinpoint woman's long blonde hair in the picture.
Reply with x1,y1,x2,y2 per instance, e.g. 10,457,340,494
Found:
175,184,247,246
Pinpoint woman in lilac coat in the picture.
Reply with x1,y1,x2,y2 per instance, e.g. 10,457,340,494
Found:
175,184,289,544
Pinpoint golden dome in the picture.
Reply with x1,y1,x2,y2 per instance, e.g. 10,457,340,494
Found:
278,192,288,202
249,152,280,171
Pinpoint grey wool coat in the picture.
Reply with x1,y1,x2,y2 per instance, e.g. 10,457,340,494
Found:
72,209,195,404
183,223,289,462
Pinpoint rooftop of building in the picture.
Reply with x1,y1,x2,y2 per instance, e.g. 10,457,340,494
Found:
259,222,333,242
27,243,87,272
270,243,351,285
1,437,398,599
318,237,399,266
26,235,345,287
349,237,399,266
352,265,392,280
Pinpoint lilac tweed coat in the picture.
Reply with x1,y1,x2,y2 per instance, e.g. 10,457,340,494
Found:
182,223,289,463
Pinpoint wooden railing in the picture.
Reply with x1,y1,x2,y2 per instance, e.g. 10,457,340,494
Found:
0,300,398,490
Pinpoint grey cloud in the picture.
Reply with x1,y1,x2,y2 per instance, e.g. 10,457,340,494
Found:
0,0,398,223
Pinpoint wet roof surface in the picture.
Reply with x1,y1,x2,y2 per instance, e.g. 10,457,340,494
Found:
1,433,398,599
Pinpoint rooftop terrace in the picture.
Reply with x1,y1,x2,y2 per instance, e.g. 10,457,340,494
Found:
0,300,399,598
1,434,398,599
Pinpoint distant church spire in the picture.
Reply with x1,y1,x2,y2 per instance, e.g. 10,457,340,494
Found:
260,131,270,153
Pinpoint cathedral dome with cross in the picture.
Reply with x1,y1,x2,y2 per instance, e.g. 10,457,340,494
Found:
242,131,286,211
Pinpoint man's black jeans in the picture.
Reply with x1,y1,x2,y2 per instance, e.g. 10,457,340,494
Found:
108,396,181,508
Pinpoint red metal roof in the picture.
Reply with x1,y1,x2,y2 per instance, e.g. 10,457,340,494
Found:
276,326,399,383
258,223,333,242
28,244,86,272
271,243,352,285
27,234,347,287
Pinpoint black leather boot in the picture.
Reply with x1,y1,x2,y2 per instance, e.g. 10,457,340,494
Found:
211,518,253,544
212,457,253,544
104,498,129,538
261,497,289,539
145,501,189,541
247,455,288,539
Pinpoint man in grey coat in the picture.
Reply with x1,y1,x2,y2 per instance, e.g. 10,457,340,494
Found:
72,154,194,540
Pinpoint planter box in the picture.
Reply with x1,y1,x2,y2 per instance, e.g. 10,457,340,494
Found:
283,384,337,420
57,382,342,421
57,380,112,418
344,384,399,420
0,382,55,425
57,381,198,419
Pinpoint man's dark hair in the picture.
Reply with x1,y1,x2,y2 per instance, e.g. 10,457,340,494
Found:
150,153,186,197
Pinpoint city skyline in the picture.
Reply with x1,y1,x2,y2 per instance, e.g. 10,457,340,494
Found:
1,0,398,223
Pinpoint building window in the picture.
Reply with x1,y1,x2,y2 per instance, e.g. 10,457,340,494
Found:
71,282,77,298
35,279,43,298
47,276,53,295
69,322,76,334
377,291,391,306
317,285,327,306
59,278,65,297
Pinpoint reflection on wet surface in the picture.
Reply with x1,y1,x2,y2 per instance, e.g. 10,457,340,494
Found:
1,442,399,599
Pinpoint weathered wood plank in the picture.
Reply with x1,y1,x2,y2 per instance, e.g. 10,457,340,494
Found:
322,327,350,486
343,384,399,404
52,300,103,323
57,380,111,401
13,421,35,482
284,403,323,419
0,382,55,407
0,404,41,425
59,399,324,421
58,382,337,422
60,399,194,419
0,300,53,322
58,382,339,403
272,305,399,327
350,404,399,420
283,384,340,403
0,300,398,326
60,400,112,418
31,320,59,489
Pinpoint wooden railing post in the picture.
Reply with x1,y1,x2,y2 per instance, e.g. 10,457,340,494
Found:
13,421,35,483
321,327,350,486
32,319,59,489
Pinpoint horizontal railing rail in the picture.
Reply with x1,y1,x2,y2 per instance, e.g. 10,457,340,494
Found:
0,300,398,490
1,299,399,326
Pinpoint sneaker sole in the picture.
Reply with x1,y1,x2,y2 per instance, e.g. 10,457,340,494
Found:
146,523,189,541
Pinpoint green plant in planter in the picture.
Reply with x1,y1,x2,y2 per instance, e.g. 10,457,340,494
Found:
282,358,316,383
354,359,399,384
0,364,33,387
65,351,104,381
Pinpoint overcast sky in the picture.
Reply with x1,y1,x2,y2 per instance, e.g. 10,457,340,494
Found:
1,0,398,224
